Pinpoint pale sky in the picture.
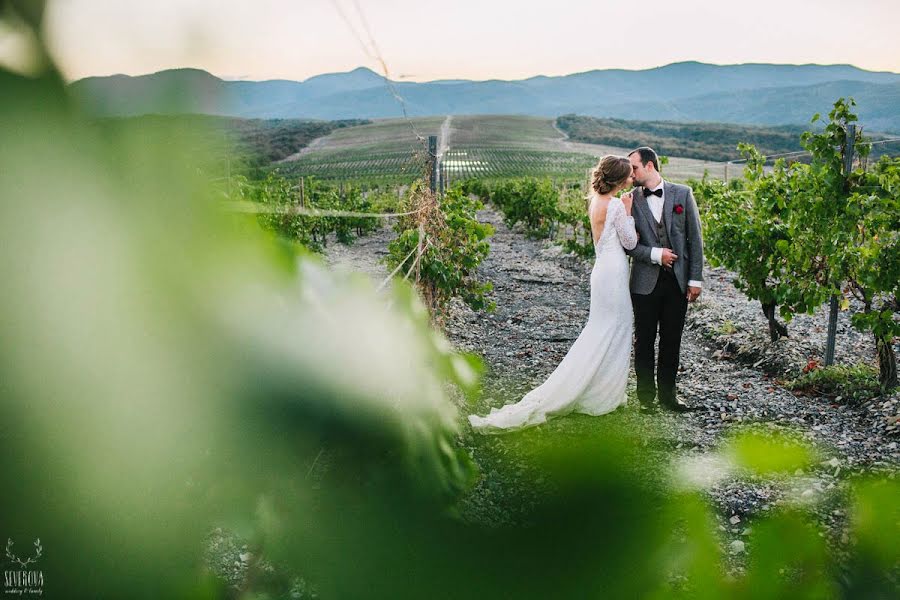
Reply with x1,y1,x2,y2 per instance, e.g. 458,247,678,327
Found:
15,0,900,82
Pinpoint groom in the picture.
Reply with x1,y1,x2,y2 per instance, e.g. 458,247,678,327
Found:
625,147,704,413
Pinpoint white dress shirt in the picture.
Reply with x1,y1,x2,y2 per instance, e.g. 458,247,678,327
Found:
646,180,701,289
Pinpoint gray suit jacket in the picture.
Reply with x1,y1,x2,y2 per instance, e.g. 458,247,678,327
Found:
625,180,704,295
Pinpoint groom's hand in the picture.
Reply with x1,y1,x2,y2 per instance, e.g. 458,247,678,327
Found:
686,286,701,302
661,248,678,268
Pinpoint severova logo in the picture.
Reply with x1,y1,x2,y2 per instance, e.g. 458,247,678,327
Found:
4,539,44,597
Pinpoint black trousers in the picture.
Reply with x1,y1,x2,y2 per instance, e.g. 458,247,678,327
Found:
632,269,688,406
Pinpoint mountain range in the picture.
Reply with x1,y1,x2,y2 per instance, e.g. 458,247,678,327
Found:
69,62,900,132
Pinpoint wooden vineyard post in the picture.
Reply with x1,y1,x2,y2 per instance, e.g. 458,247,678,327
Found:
299,177,305,208
825,123,856,366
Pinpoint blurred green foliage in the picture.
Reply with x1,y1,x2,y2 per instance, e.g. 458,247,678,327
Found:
727,431,815,476
0,5,897,599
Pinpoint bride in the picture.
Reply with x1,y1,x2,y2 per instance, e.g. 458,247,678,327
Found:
469,155,638,433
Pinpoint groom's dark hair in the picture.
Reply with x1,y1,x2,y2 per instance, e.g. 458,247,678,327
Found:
629,147,660,173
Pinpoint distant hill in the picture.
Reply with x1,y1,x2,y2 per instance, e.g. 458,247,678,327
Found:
71,67,387,119
69,62,900,132
590,80,900,132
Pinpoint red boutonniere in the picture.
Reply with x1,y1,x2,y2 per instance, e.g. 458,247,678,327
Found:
674,204,684,215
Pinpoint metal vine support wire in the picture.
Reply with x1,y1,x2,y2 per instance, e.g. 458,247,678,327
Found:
724,138,900,167
328,0,428,150
375,242,421,293
220,200,428,220
857,137,900,147
218,4,441,216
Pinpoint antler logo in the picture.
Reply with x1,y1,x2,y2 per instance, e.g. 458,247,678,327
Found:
5,538,43,568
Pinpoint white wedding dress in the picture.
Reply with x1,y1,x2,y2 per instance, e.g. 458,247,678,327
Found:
469,196,638,433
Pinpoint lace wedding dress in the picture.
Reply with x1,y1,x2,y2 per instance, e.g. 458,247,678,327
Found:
469,197,638,433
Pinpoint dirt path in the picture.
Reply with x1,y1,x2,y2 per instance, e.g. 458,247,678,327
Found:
321,223,395,281
275,135,329,164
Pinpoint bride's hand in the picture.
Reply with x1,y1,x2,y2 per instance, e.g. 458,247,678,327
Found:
620,192,633,214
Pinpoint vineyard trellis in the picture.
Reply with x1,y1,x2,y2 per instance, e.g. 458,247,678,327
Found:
695,99,899,390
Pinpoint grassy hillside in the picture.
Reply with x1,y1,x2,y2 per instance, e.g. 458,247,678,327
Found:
556,115,808,162
663,80,900,133
297,116,446,153
448,115,565,148
556,114,900,163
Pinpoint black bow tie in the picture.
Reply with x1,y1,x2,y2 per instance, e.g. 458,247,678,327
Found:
643,187,663,197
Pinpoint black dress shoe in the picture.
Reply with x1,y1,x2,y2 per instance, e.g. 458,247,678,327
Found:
660,398,700,413
638,402,659,415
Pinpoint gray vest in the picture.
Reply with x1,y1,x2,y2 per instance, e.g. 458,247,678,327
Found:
656,213,674,271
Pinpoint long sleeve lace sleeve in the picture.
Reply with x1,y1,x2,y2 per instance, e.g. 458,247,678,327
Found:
613,199,638,250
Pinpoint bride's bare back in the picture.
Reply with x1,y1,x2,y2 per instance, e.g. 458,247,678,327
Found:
589,192,633,244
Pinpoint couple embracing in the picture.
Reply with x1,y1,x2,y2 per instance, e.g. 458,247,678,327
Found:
469,147,705,433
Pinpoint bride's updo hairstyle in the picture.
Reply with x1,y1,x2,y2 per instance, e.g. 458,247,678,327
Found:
591,155,632,195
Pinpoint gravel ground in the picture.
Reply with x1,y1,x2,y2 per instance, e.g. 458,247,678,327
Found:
442,207,898,459
321,225,392,281
318,206,899,577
